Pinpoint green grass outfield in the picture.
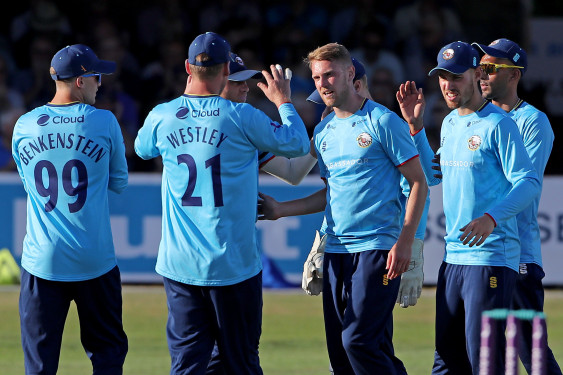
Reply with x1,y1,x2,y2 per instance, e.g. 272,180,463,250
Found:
1,285,562,374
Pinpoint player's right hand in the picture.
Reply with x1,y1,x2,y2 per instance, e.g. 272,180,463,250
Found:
257,64,292,108
257,192,282,220
396,81,425,133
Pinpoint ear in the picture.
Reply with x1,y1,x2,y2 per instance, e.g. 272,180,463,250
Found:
510,68,522,82
474,67,482,81
353,80,361,93
223,61,230,77
75,76,83,88
185,59,191,75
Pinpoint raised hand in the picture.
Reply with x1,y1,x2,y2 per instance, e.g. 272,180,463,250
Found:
396,81,425,133
257,64,292,107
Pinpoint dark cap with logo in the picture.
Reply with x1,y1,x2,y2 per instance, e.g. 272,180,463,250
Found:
471,38,527,75
428,41,479,76
188,32,231,67
50,44,116,80
228,53,263,81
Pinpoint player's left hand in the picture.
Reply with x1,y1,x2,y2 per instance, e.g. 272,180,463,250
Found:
257,64,292,107
459,214,496,247
302,230,326,296
397,239,424,308
432,153,442,180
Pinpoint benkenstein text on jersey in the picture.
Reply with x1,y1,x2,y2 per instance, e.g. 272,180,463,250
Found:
18,133,107,165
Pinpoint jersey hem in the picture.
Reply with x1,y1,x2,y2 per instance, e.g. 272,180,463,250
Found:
443,258,518,273
21,262,117,282
155,266,262,286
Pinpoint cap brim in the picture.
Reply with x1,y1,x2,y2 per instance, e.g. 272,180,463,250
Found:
228,70,263,81
92,60,117,75
471,43,510,59
306,90,323,105
428,63,471,76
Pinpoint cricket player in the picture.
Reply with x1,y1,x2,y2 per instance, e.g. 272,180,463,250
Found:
422,41,541,374
472,38,561,375
134,32,309,374
258,42,428,375
204,51,316,373
305,60,441,307
12,44,129,374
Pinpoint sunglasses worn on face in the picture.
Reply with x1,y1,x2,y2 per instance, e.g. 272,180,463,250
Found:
480,63,524,75
81,73,102,83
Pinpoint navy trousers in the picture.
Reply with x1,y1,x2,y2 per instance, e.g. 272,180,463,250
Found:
511,263,562,375
19,266,128,375
323,250,407,375
432,263,516,375
163,272,263,375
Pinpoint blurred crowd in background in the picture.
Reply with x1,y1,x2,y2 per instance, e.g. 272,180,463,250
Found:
0,0,561,173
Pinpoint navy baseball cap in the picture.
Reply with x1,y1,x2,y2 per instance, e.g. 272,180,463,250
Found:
307,57,366,104
428,41,479,76
50,44,116,80
228,53,263,81
188,32,231,67
471,38,527,75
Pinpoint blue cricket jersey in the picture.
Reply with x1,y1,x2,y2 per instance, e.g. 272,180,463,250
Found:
134,95,309,286
314,99,419,253
509,100,553,267
12,102,128,281
438,101,540,271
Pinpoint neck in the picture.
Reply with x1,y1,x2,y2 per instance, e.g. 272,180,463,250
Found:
333,93,365,118
457,93,487,116
491,92,520,113
185,76,225,96
50,87,82,104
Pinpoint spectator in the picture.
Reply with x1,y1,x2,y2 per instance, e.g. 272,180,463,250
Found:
13,35,57,110
350,22,405,85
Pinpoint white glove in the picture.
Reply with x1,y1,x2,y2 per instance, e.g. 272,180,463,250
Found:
302,230,326,296
396,238,424,308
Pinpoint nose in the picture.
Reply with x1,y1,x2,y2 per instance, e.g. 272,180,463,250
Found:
480,69,490,80
241,81,249,92
317,76,328,90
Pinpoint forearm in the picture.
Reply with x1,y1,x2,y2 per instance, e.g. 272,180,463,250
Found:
412,129,441,187
398,180,428,244
278,188,327,217
261,153,317,185
486,177,541,225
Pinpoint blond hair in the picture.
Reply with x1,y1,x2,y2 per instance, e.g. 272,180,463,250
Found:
305,43,351,68
189,53,223,79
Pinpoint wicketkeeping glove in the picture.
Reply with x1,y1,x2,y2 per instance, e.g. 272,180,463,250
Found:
396,238,424,308
302,230,326,296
